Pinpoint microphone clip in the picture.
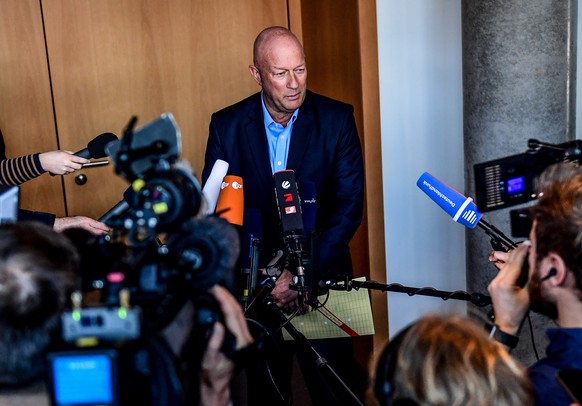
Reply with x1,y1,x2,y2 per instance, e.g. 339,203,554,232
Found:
283,233,312,306
266,250,285,279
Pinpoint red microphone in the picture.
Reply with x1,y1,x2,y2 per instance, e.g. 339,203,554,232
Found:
215,175,244,226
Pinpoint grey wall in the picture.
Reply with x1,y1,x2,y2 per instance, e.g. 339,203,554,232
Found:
377,0,580,367
377,0,467,337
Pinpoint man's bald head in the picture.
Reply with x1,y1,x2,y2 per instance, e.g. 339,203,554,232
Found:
253,26,304,68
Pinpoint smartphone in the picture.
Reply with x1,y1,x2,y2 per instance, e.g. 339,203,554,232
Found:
556,369,582,403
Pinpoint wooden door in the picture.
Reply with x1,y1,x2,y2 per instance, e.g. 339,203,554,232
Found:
41,0,288,219
0,0,66,216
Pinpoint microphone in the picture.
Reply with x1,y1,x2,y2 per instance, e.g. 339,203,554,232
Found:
215,175,244,226
274,170,311,305
416,172,517,248
98,186,135,225
300,180,316,239
74,133,119,159
202,159,229,215
241,208,262,309
274,170,304,236
242,208,263,270
417,172,529,287
417,172,482,229
299,181,317,297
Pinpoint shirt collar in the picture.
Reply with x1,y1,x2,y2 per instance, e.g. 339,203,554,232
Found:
261,92,299,128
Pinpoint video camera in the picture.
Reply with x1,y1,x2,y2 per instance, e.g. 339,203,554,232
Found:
474,138,582,237
46,113,240,406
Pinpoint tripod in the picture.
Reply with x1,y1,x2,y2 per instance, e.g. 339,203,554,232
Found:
244,276,365,406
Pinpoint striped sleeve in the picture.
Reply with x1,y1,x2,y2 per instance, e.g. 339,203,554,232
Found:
0,153,46,185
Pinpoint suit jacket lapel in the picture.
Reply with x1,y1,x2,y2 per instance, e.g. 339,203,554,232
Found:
244,94,273,189
287,92,314,173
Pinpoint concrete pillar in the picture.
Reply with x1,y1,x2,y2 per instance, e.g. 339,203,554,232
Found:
462,0,577,364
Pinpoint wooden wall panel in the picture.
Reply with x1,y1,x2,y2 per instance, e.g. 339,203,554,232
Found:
298,0,385,372
42,0,289,219
0,0,66,216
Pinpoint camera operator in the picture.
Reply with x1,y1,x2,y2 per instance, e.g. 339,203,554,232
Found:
0,222,79,405
0,221,252,406
488,162,582,406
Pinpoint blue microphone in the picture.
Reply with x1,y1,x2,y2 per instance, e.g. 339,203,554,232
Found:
243,208,262,269
417,171,519,254
242,208,262,309
417,172,482,228
300,180,316,239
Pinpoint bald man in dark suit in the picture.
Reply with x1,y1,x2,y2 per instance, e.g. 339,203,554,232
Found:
202,26,367,405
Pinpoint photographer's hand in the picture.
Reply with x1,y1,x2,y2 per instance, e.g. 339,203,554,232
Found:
200,286,253,406
487,242,531,335
489,249,511,270
200,322,233,406
209,285,253,350
53,216,111,236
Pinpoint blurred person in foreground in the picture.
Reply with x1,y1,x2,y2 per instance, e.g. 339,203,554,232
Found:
373,314,533,406
0,222,252,406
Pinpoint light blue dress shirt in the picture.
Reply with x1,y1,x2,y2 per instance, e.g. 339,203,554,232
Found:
261,93,299,174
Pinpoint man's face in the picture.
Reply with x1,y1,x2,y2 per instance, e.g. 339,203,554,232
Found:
527,221,559,319
252,36,307,119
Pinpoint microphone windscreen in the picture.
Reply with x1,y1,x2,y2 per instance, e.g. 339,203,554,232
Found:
216,175,244,226
274,170,303,235
417,172,482,228
300,180,316,237
202,159,229,215
87,133,119,159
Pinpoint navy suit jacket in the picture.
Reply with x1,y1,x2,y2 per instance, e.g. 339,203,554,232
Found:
202,90,364,281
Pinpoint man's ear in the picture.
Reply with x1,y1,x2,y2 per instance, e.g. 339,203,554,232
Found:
249,65,262,86
544,253,568,285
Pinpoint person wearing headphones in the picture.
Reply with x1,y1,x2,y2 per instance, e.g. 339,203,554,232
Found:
488,162,582,406
373,314,533,406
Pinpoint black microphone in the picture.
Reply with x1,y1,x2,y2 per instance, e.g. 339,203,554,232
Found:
274,170,304,236
300,181,317,297
74,133,118,159
274,170,311,305
98,186,135,225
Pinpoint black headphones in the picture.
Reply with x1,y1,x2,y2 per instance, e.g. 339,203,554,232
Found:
373,324,418,406
540,268,558,282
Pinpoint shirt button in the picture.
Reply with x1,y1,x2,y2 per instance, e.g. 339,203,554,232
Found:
277,161,282,166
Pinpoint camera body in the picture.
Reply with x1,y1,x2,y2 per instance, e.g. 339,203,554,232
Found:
475,138,582,239
46,113,239,406
474,139,582,213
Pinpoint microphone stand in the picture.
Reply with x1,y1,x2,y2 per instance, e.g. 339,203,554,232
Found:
243,275,364,406
324,278,492,307
284,234,310,308
267,303,364,406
